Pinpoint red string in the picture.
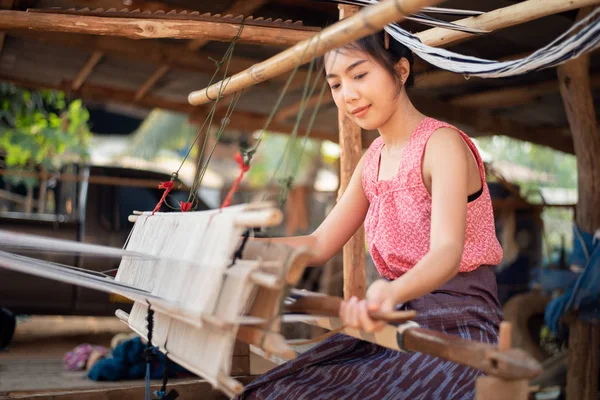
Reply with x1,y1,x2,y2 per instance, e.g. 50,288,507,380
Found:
152,181,174,215
179,201,193,212
220,152,250,209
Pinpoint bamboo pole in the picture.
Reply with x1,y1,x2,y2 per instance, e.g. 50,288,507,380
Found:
416,0,600,48
188,0,443,105
188,0,600,106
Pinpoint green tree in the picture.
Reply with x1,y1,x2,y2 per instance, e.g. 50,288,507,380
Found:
0,83,92,210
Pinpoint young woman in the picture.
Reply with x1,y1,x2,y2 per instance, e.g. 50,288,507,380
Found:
237,31,504,400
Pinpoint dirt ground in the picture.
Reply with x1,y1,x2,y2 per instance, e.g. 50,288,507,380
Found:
0,316,267,399
0,316,144,396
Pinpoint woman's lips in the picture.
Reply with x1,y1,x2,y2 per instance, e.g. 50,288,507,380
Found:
351,105,371,118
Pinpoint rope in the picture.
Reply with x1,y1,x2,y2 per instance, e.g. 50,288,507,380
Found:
228,228,251,268
144,304,156,400
153,348,179,400
220,151,250,209
259,37,334,208
148,24,246,214
151,174,177,215
217,30,324,210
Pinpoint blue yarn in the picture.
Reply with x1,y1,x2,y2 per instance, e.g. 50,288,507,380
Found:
545,225,600,338
87,337,189,382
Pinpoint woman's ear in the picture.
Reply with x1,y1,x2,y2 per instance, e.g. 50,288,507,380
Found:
394,58,411,85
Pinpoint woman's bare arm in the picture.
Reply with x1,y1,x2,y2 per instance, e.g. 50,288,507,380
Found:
263,155,370,266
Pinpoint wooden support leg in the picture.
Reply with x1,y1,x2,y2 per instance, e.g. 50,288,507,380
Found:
338,4,366,301
566,319,600,400
475,322,531,400
476,377,529,400
557,7,600,399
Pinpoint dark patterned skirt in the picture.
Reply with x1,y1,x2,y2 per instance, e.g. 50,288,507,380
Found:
236,266,503,400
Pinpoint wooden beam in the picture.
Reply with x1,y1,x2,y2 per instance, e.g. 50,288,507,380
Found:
71,51,103,91
451,74,600,109
557,8,600,399
414,51,531,89
0,73,358,144
0,70,571,153
411,95,574,154
415,0,600,48
0,10,315,45
337,4,366,301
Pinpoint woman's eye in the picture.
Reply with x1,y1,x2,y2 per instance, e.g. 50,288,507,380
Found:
354,73,367,80
330,83,341,90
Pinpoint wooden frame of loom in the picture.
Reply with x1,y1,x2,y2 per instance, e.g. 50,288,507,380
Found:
115,202,314,398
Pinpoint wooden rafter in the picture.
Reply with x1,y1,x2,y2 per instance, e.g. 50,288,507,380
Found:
0,74,347,143
414,52,531,89
275,90,332,122
0,72,574,154
0,0,13,57
134,65,170,101
450,73,600,109
72,51,104,91
6,30,314,92
0,10,316,45
411,95,574,154
136,0,267,101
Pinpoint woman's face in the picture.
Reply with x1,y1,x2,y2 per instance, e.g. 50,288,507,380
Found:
325,48,402,131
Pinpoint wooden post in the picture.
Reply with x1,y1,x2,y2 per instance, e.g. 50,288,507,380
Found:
475,322,530,400
337,4,366,301
556,7,600,400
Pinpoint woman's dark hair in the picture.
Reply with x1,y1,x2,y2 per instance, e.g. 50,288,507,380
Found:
326,31,415,88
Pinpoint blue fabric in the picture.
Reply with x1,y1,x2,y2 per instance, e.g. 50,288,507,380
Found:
88,337,188,382
533,268,579,292
545,225,600,338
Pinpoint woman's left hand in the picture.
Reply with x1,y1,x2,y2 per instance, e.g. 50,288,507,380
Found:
339,279,398,333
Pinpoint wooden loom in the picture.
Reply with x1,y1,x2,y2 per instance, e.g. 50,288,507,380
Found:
0,202,542,399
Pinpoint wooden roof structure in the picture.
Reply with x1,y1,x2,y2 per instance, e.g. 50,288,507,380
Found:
0,0,598,155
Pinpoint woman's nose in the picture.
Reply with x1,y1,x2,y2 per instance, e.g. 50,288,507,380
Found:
342,84,359,103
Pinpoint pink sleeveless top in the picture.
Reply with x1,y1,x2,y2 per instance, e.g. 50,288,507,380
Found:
362,117,503,280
